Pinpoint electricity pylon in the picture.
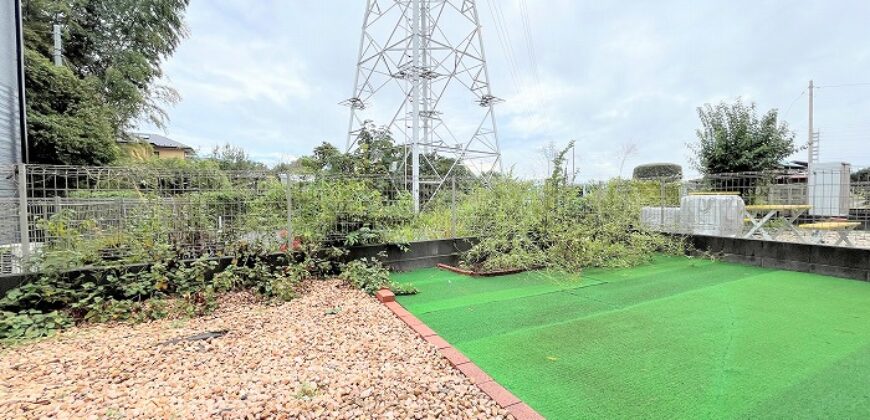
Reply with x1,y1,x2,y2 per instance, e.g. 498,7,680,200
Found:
343,0,503,212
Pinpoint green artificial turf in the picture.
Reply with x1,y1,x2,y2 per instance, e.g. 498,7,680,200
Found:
393,256,870,419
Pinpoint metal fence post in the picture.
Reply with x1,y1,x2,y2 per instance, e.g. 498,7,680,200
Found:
287,174,293,246
659,178,666,227
450,176,456,238
17,163,30,267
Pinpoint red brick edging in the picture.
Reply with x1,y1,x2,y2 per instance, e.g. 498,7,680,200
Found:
379,292,544,420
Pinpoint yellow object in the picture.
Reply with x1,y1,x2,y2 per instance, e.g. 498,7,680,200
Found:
688,191,740,196
745,205,811,212
798,222,861,231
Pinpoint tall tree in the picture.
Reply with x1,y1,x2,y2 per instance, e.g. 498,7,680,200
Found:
690,99,798,175
207,144,267,171
24,50,118,165
61,0,189,130
292,126,476,179
21,0,190,164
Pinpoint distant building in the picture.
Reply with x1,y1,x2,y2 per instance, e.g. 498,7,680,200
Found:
121,133,195,160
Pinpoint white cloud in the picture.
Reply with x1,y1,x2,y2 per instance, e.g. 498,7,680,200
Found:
167,37,314,106
144,0,870,177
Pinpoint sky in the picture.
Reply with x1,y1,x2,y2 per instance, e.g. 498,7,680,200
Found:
139,0,870,180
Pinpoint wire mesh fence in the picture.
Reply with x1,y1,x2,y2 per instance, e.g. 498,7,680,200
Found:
0,164,867,275
0,164,22,273
643,165,870,248
20,165,289,271
0,165,486,273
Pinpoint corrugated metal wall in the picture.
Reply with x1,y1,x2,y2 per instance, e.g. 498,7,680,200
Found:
0,1,22,249
0,0,22,168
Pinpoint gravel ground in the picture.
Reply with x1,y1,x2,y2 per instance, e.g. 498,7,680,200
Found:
0,281,512,419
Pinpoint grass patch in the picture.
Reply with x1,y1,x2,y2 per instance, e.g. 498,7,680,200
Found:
394,256,870,419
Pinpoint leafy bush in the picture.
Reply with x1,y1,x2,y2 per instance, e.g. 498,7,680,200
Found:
0,310,72,341
390,283,419,296
543,180,684,270
458,146,685,272
339,258,393,295
456,177,548,272
633,163,683,181
339,257,419,296
629,180,682,207
291,179,412,247
0,248,307,341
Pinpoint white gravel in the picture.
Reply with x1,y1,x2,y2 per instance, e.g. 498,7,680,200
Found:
0,281,511,419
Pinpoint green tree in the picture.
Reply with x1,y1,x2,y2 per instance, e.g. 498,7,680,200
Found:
852,168,870,182
206,144,267,171
690,99,798,174
24,50,119,165
293,125,476,179
295,142,352,174
22,0,190,164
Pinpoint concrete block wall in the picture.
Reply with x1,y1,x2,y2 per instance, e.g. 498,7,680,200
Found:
346,238,477,272
686,235,870,282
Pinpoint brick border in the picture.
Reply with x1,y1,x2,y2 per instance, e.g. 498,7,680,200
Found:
381,299,545,420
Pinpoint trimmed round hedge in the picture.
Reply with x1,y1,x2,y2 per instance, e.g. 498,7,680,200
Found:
633,163,683,180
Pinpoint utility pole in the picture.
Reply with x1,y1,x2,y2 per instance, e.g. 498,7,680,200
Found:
52,23,63,66
808,80,814,167
571,141,576,184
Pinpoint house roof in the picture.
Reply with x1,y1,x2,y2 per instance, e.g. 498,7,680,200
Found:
122,133,195,152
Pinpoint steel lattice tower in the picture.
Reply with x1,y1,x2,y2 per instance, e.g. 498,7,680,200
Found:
343,0,503,212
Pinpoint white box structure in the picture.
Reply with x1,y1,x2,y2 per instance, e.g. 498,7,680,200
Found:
681,195,746,237
641,207,683,233
808,162,851,217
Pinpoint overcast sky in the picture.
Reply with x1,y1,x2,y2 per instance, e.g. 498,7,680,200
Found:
139,0,870,180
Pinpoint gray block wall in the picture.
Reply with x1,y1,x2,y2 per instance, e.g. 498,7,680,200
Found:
686,235,869,282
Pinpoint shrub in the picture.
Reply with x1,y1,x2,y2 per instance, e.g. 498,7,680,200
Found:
391,283,419,296
0,250,306,341
339,258,418,296
459,146,685,272
291,179,413,246
633,163,683,181
0,310,72,341
339,258,392,295
852,168,870,182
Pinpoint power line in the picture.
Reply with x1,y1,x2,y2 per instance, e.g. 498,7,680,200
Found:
490,0,522,82
484,0,522,95
517,0,540,88
816,82,870,89
782,89,806,121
